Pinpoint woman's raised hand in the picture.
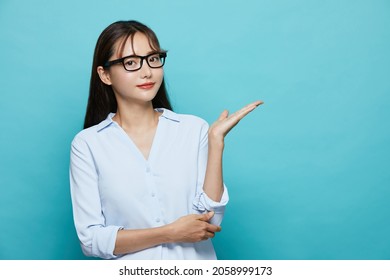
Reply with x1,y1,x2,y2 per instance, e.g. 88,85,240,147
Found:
208,100,263,143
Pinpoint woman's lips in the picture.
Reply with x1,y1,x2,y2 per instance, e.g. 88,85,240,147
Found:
136,82,155,89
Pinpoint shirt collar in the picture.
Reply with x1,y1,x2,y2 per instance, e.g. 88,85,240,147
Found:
156,108,180,123
96,108,180,132
96,113,116,132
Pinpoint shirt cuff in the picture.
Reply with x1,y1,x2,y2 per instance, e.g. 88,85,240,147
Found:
81,225,123,259
192,185,229,214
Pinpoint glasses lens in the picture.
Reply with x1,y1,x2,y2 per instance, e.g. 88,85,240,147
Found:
147,53,165,68
123,57,141,71
121,53,166,71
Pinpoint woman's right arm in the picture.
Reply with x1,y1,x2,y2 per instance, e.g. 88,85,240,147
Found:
70,136,123,259
113,211,220,255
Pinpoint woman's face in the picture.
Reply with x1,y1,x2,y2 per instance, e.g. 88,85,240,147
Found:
99,32,164,106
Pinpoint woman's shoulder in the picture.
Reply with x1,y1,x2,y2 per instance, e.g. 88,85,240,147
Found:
71,114,114,145
72,125,96,138
70,125,98,148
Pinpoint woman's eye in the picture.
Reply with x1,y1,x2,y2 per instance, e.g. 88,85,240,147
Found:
125,59,137,66
149,55,160,63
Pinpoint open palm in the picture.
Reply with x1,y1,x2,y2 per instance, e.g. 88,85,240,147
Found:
209,100,264,141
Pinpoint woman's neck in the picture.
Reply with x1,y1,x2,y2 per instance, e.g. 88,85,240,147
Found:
113,102,159,133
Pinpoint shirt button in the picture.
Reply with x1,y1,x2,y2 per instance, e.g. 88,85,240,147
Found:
151,193,155,197
146,167,151,173
155,218,160,223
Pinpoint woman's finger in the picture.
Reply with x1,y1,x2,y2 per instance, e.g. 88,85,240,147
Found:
231,100,263,119
218,110,229,121
210,100,264,138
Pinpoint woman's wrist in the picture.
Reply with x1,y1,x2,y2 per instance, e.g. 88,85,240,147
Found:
162,223,176,243
208,132,225,150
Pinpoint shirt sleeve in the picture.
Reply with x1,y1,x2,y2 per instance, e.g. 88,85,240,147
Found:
192,120,229,226
69,135,123,259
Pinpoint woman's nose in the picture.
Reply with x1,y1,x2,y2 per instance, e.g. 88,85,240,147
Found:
139,59,152,78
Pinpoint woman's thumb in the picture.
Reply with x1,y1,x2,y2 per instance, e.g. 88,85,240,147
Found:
199,211,214,221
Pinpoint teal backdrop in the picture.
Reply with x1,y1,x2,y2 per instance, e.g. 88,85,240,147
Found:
0,0,389,259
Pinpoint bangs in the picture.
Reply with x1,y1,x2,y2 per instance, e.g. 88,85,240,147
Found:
116,31,164,58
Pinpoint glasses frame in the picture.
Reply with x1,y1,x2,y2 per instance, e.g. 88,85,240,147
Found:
103,52,167,72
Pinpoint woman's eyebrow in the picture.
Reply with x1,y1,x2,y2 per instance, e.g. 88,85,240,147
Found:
142,50,159,55
127,50,159,57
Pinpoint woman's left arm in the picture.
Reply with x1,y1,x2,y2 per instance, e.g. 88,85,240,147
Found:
203,100,264,202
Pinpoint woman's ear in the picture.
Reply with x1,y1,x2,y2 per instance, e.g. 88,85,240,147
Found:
97,66,112,85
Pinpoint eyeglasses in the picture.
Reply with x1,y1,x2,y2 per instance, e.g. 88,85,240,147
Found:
103,52,167,72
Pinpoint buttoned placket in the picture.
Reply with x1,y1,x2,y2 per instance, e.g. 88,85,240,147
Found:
114,115,165,227
109,110,171,227
144,162,165,225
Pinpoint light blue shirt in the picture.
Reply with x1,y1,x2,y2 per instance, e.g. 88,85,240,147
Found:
69,108,229,259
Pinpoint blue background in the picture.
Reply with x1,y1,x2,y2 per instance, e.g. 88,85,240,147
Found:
0,0,389,259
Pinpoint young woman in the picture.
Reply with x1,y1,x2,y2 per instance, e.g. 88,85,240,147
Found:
70,20,262,260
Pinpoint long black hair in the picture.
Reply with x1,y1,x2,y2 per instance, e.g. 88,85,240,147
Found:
83,20,172,129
